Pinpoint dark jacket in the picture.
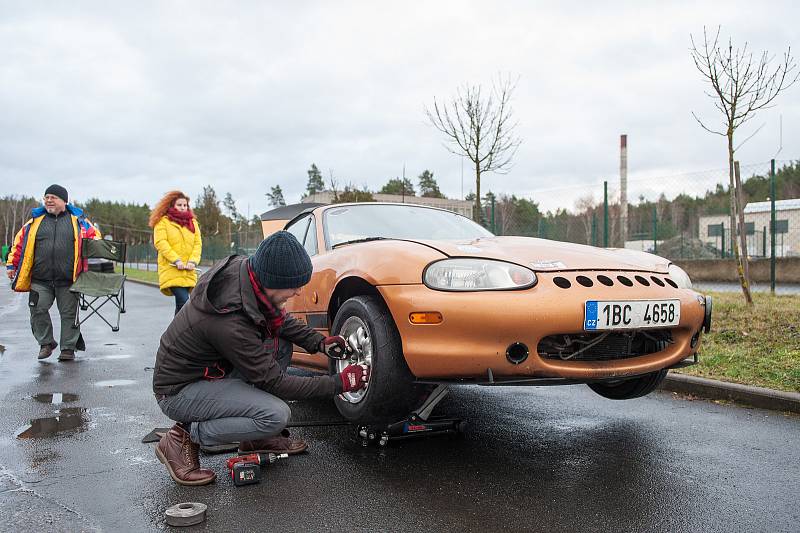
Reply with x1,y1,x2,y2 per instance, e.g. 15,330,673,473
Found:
153,255,342,398
32,210,76,285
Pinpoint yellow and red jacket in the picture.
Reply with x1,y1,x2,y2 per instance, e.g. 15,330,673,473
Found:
6,204,101,292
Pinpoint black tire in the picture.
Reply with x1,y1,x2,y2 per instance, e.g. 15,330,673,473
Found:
330,295,422,422
588,369,668,400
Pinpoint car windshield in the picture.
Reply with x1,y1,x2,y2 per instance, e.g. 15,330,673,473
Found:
324,204,493,247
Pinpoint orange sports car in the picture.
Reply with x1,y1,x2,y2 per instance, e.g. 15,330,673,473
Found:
262,202,712,422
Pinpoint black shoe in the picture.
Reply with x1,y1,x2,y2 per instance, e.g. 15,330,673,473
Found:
58,349,75,361
38,342,58,360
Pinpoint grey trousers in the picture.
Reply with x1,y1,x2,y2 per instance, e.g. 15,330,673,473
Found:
29,281,81,351
157,341,295,446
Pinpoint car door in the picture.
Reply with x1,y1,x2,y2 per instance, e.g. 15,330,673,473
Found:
284,214,328,370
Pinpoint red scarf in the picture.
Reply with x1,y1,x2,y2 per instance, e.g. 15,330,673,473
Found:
166,207,196,233
247,263,286,337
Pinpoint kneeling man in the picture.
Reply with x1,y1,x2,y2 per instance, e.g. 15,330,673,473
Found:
152,231,368,485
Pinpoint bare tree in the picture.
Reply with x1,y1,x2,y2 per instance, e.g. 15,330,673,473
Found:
1,195,38,246
328,170,340,203
496,194,517,235
575,194,597,245
426,75,522,222
690,26,798,304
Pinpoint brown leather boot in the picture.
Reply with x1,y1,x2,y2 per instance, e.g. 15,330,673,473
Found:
155,424,216,486
239,429,308,455
38,342,57,360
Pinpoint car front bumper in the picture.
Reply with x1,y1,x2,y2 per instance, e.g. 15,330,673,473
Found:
378,270,708,381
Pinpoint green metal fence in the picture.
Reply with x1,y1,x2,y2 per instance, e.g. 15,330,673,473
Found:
479,159,799,288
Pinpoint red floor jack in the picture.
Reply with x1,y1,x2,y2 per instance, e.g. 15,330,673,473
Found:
357,384,466,447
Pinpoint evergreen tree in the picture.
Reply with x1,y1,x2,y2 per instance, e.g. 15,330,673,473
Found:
223,192,239,221
380,178,415,196
306,164,325,196
335,184,375,203
418,170,445,198
195,185,227,236
267,185,286,207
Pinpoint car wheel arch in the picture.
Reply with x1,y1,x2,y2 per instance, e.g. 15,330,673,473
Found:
328,276,385,324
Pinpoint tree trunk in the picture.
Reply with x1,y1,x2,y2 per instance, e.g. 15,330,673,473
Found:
727,133,753,305
474,162,481,223
734,161,753,303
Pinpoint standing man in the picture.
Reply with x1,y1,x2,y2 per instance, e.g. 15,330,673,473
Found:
6,185,100,361
152,231,369,486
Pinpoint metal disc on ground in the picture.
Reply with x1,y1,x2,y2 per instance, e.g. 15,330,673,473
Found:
165,502,207,527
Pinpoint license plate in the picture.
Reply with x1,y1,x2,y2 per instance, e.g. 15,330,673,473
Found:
584,299,680,330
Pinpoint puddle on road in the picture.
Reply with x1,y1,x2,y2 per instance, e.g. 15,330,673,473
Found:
95,379,136,387
93,354,133,360
15,408,88,439
32,393,80,405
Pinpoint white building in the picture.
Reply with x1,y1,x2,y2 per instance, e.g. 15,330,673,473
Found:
698,198,800,257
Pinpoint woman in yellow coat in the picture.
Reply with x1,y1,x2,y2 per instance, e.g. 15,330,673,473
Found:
148,191,202,314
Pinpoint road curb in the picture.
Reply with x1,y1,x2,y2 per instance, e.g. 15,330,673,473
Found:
662,373,800,414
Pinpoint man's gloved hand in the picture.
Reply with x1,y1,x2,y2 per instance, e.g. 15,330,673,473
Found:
339,363,370,392
320,335,348,359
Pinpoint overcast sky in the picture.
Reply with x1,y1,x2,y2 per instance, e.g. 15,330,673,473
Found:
1,1,798,215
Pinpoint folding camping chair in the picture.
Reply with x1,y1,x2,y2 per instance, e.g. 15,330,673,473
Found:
70,239,127,332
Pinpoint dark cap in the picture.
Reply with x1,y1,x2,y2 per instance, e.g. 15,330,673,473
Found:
44,184,68,203
248,231,313,289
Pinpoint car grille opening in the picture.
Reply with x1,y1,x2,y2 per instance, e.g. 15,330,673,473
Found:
538,330,673,361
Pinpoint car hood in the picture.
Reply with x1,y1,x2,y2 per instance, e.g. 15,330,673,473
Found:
410,236,671,273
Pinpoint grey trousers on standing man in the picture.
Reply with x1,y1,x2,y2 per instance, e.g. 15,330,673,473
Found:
29,281,82,351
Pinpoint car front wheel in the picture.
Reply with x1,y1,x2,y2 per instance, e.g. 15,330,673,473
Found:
330,295,422,422
587,370,668,400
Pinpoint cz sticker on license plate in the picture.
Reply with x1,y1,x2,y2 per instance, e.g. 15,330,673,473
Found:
584,299,680,330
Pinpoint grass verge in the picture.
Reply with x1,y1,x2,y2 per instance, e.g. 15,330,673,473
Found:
124,267,159,285
676,290,800,393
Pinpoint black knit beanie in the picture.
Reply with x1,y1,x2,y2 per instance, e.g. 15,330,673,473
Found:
248,231,313,289
44,184,68,203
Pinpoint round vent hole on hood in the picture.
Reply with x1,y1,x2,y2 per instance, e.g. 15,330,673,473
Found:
651,276,665,287
635,275,650,286
617,275,634,287
597,275,614,286
665,278,678,288
576,276,593,287
553,277,571,289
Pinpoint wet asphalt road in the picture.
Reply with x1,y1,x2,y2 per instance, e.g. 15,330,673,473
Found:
1,282,799,532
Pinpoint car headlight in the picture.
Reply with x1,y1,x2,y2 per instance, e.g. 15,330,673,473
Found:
668,264,692,289
423,258,537,291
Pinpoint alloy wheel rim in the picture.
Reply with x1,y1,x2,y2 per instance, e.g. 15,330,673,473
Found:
336,317,372,403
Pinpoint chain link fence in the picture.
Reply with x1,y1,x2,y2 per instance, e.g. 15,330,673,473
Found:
480,159,799,265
